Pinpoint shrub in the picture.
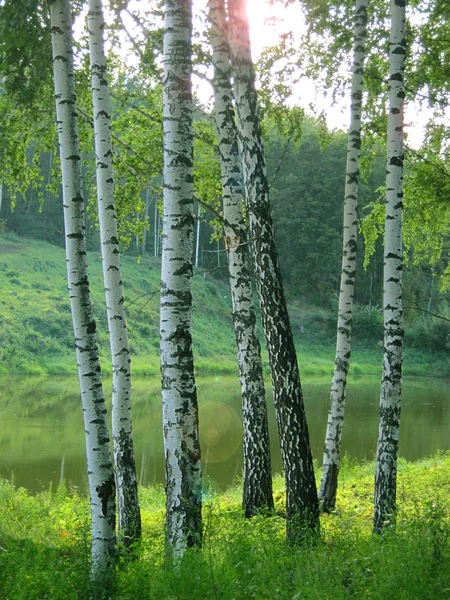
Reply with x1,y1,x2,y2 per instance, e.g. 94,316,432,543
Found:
351,305,383,342
405,318,450,352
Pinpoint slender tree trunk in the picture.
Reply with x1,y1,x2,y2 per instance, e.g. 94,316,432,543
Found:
228,0,319,539
208,0,273,517
427,269,434,315
319,0,368,513
195,202,200,268
87,0,141,546
49,0,116,580
43,150,53,242
142,189,150,255
368,270,373,309
161,0,202,557
373,0,406,534
154,201,159,258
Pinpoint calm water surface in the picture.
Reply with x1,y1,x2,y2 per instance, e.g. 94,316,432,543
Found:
0,374,448,494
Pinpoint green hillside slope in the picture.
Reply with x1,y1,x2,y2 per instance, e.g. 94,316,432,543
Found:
0,234,238,375
1,233,448,377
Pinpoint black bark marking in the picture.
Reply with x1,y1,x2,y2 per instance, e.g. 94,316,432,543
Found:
96,475,116,517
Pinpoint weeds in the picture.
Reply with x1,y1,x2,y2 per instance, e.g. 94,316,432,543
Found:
0,454,448,599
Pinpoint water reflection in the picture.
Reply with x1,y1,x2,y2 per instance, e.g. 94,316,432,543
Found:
0,374,448,494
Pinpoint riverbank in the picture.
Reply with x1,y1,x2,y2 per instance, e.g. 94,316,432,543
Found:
4,343,449,379
0,453,448,599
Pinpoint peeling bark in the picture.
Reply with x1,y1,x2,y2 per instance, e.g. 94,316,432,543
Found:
161,0,202,557
319,0,368,513
228,0,319,539
209,0,273,518
87,0,141,547
373,0,406,534
49,0,115,580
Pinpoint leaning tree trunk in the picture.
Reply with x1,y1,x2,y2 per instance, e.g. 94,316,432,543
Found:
160,0,202,557
87,0,141,546
319,0,368,513
208,0,273,518
49,0,115,580
373,0,406,534
228,0,319,539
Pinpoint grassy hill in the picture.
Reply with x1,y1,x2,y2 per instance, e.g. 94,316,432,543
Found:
0,233,238,375
1,233,448,377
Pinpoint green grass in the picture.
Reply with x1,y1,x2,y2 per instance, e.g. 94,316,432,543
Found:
0,233,237,376
1,232,449,378
0,453,449,599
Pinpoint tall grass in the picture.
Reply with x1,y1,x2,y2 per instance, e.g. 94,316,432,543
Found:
0,453,448,599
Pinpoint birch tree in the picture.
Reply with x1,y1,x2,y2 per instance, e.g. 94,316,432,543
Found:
208,0,273,518
228,0,319,539
160,0,202,557
319,0,368,513
373,0,406,534
49,0,115,580
87,0,141,546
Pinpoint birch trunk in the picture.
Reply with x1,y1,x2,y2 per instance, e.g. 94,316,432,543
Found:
209,0,273,517
154,202,159,258
195,203,200,268
43,151,53,242
161,0,202,557
228,0,319,539
87,0,141,546
373,0,406,534
49,0,115,579
319,0,368,513
142,189,150,255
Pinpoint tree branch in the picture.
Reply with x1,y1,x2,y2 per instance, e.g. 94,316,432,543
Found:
404,299,450,323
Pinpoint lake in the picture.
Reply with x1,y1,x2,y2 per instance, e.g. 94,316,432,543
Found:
0,374,448,494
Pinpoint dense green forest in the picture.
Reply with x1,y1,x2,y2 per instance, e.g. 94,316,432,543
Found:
2,116,449,319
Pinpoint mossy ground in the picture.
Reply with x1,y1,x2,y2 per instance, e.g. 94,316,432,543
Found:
0,453,449,599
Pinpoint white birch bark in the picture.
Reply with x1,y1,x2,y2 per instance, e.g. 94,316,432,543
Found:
319,0,368,513
373,0,406,534
49,0,115,579
87,0,141,546
228,0,319,538
161,0,202,557
209,0,273,517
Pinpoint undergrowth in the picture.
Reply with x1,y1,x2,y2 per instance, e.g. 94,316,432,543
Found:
0,453,448,599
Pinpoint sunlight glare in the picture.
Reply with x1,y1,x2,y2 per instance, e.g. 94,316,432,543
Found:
246,0,304,59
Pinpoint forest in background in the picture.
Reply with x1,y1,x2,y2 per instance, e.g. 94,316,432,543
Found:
2,230,449,377
2,116,450,363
